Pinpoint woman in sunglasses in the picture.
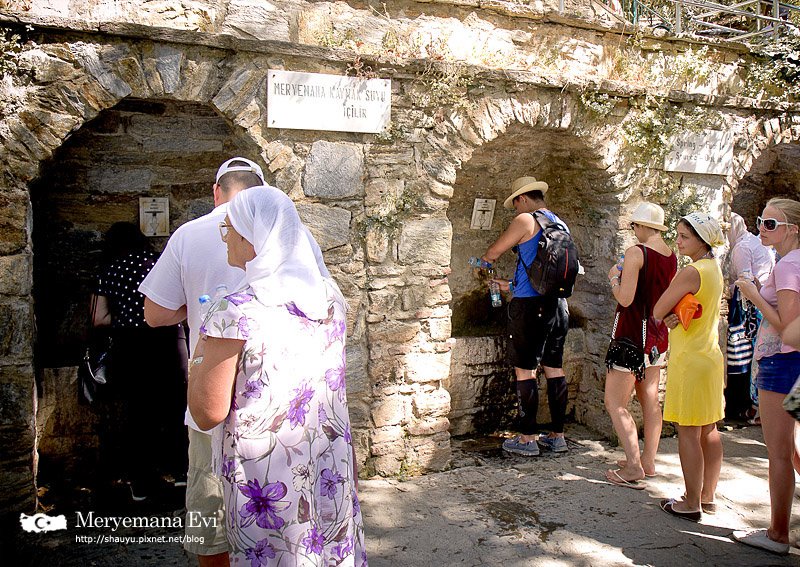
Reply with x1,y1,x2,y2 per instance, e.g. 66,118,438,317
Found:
732,198,800,555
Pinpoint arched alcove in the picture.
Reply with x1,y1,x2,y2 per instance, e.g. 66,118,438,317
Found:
30,97,263,494
732,142,800,228
445,120,616,436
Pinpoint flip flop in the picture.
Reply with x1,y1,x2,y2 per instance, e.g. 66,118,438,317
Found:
606,469,646,490
660,498,701,522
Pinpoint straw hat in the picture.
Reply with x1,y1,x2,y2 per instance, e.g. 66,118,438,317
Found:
503,176,549,209
630,202,668,232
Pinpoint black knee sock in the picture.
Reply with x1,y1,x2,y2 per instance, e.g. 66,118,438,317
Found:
516,379,538,435
546,376,568,434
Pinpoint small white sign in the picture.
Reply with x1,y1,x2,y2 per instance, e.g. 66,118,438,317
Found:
470,199,496,230
267,70,391,134
139,197,169,237
664,130,733,175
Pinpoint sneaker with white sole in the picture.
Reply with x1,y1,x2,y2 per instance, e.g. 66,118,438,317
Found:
502,436,540,456
732,529,790,555
538,434,568,453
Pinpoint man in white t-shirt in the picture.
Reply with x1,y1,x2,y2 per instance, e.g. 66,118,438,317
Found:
139,157,265,567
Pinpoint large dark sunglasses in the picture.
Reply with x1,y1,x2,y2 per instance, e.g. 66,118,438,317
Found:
757,216,794,232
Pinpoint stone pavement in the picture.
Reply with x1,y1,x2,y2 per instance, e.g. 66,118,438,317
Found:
11,424,800,566
360,424,800,567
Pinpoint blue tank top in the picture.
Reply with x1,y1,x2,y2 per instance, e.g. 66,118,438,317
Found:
512,210,566,298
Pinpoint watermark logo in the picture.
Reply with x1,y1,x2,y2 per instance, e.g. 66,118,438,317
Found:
20,512,68,533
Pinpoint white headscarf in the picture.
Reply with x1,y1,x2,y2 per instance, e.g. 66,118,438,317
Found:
729,212,748,246
227,186,344,319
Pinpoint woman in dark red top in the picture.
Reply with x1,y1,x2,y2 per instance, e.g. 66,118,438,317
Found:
604,203,678,488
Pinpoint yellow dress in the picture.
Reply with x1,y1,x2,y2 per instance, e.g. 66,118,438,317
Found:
663,258,724,426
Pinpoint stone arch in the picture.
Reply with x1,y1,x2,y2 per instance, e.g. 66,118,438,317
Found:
427,89,620,437
728,116,800,227
0,38,278,513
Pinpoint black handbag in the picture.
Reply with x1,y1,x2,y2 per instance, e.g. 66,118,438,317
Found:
78,294,112,404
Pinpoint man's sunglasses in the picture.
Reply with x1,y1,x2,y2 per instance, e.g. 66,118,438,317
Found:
757,216,794,231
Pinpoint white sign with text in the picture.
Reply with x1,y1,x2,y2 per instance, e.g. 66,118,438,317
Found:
267,70,391,134
664,130,734,175
470,199,496,230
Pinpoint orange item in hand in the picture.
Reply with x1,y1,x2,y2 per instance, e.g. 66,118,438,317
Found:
673,293,703,330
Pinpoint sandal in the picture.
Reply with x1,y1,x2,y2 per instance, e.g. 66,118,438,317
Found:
660,498,701,522
605,469,646,490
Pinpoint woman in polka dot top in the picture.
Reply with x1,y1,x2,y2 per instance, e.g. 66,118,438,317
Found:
91,222,189,502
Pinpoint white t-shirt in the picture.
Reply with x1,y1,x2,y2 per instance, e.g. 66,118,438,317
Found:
139,203,245,432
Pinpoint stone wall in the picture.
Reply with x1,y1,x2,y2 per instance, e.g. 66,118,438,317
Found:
0,1,798,517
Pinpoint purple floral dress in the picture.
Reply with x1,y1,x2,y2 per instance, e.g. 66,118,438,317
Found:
202,287,367,567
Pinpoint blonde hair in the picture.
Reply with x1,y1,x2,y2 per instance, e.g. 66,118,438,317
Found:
766,198,800,227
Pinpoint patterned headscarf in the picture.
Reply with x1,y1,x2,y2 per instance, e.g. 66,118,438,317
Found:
682,212,725,248
227,186,344,319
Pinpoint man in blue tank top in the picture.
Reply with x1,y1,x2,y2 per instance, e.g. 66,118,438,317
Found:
481,176,571,456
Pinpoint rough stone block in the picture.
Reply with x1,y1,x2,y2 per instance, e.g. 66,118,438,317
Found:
397,218,452,265
295,203,351,251
369,321,420,344
428,317,452,341
371,425,404,446
154,44,183,94
372,454,402,476
372,395,410,428
364,178,404,212
412,389,451,419
365,226,390,263
368,289,399,315
404,352,451,383
406,417,450,436
304,141,364,199
0,299,33,360
0,254,32,296
345,342,368,396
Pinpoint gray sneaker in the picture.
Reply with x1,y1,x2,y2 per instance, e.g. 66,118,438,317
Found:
538,434,568,453
502,436,540,457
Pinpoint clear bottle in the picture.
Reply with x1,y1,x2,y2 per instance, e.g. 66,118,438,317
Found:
194,284,229,366
739,269,753,310
488,268,502,308
468,256,493,269
617,255,624,271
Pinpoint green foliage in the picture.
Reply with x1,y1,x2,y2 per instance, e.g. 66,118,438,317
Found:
621,95,722,168
742,35,800,102
0,26,25,76
411,61,474,110
356,187,425,240
648,178,704,246
578,91,618,118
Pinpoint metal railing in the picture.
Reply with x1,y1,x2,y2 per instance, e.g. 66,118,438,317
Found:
586,0,800,42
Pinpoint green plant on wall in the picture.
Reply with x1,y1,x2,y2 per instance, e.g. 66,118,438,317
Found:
742,35,800,102
411,60,474,111
356,186,425,241
621,95,723,169
648,176,704,246
0,26,26,77
578,91,618,119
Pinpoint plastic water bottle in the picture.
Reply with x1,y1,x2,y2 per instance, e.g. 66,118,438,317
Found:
617,255,624,271
468,256,493,269
739,269,753,310
199,284,228,319
488,269,502,308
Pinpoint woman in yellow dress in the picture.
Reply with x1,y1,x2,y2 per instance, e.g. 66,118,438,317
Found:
653,212,725,522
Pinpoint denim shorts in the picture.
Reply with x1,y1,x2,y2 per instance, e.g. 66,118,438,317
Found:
756,351,800,394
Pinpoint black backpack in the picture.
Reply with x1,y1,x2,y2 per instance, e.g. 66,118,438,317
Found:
520,210,580,298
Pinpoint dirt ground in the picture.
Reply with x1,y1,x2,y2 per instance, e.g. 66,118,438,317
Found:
8,422,800,567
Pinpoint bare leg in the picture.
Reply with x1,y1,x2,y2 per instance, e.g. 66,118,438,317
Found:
634,366,663,476
604,368,645,481
674,425,703,512
698,423,722,504
515,367,538,443
760,389,796,544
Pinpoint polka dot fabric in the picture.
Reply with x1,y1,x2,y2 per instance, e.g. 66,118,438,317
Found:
96,250,158,329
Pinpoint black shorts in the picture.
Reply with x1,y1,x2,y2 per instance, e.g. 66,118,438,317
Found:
507,296,569,370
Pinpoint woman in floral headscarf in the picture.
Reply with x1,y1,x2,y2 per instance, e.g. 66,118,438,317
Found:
653,212,725,523
188,186,367,566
